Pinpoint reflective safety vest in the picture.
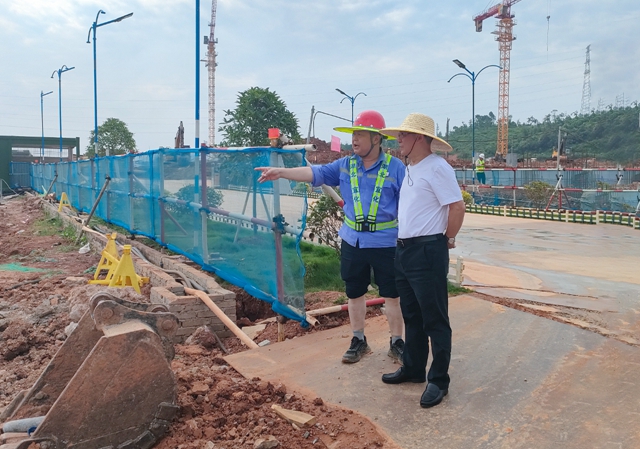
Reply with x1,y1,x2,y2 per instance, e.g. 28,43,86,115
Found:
344,153,398,232
476,159,485,173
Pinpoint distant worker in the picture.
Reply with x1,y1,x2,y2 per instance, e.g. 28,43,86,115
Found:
475,153,486,185
256,110,406,364
379,113,465,408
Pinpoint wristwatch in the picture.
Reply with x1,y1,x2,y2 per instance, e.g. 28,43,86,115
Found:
447,236,456,245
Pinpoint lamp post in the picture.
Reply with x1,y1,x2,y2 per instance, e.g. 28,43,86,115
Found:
51,66,75,162
305,105,352,143
448,60,500,179
40,90,53,162
335,89,366,124
87,10,133,157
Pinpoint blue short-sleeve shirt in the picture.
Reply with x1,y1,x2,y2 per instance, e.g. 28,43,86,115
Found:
310,151,405,248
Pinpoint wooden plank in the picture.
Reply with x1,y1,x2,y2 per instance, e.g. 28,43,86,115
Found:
271,404,317,427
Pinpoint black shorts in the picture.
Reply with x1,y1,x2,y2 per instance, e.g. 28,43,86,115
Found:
340,240,398,299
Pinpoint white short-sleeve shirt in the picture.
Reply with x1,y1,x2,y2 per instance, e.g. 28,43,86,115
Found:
398,153,462,239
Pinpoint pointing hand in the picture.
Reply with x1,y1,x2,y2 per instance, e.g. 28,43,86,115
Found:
255,167,280,183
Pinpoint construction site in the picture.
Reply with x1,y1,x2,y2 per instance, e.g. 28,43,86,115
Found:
1,170,640,448
1,0,640,448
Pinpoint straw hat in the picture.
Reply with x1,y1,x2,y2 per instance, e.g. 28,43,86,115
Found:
380,113,452,152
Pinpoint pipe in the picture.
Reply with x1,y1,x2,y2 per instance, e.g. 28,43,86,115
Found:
306,297,386,317
75,175,111,245
2,416,45,433
185,287,259,349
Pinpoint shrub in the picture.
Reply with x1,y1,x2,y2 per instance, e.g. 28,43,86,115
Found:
461,190,474,206
524,181,553,208
306,188,344,256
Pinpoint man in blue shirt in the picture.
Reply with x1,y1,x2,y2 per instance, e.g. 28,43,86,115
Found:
256,110,406,364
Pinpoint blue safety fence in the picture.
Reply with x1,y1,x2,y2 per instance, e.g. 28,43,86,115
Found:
8,162,31,190
454,168,640,212
31,147,310,324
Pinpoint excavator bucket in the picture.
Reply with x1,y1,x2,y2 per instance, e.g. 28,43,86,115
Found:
0,292,180,449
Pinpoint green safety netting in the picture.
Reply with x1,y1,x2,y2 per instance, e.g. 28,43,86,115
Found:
32,147,311,324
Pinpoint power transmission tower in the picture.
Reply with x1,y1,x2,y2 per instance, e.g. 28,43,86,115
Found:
205,0,218,145
580,45,591,115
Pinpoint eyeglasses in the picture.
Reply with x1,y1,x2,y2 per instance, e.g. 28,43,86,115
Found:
397,132,416,139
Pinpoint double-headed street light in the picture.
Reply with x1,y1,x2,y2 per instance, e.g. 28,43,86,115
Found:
448,59,500,174
87,10,133,157
51,65,75,162
40,90,53,162
335,89,366,124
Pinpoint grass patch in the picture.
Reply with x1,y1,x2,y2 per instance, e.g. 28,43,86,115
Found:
34,216,84,246
448,283,473,296
299,241,343,292
332,296,347,305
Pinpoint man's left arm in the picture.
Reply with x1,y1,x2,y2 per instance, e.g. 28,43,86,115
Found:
445,200,466,248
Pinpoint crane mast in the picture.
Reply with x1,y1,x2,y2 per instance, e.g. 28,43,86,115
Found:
206,0,218,145
473,0,522,161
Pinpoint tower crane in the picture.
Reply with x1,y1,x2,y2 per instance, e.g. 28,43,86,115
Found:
473,0,522,161
204,0,218,146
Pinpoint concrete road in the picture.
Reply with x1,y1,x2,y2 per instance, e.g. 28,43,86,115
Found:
226,214,640,448
455,214,640,344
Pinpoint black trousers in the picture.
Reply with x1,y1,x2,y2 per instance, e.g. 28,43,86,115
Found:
395,235,451,390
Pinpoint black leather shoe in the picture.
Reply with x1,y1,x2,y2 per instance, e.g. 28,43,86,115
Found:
381,367,426,384
420,383,448,408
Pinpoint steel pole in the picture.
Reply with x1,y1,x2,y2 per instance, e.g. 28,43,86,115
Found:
195,0,200,149
471,75,475,183
92,23,99,156
41,92,44,161
40,91,52,162
57,76,62,162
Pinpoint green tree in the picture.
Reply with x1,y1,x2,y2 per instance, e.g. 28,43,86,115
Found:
86,118,137,157
523,181,553,208
306,188,344,256
219,87,301,146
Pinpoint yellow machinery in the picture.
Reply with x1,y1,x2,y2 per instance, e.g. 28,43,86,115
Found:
0,292,180,449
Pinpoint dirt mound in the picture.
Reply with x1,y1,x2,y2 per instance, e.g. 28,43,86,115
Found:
0,196,396,449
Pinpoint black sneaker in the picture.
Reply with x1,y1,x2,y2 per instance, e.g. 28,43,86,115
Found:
388,338,404,364
342,336,371,363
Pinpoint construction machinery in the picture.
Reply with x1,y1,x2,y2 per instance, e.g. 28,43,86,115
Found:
473,0,523,161
0,292,180,449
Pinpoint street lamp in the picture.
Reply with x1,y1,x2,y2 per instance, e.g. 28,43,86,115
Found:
335,89,366,124
87,10,133,157
40,90,53,162
448,60,500,179
51,65,75,162
305,105,352,143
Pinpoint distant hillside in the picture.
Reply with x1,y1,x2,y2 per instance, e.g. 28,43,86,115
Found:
444,104,640,164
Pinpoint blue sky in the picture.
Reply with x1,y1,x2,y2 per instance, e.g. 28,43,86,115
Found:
1,0,639,154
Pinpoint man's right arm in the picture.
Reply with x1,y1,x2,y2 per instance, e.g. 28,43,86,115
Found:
255,166,313,183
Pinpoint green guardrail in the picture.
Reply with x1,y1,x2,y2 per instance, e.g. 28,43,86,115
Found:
599,211,636,227
466,204,639,230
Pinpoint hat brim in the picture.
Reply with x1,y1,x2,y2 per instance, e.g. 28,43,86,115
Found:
333,126,395,140
380,127,452,152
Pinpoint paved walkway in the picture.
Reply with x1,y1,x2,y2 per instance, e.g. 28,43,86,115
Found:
226,214,640,448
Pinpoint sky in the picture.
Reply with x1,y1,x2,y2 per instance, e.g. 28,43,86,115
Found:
1,0,639,155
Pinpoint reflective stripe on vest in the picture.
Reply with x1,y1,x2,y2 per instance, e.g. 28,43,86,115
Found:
476,159,485,173
345,153,398,232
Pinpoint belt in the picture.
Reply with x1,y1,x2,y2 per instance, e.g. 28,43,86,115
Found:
396,234,444,247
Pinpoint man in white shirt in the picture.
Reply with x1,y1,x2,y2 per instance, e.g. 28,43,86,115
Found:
378,113,465,408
